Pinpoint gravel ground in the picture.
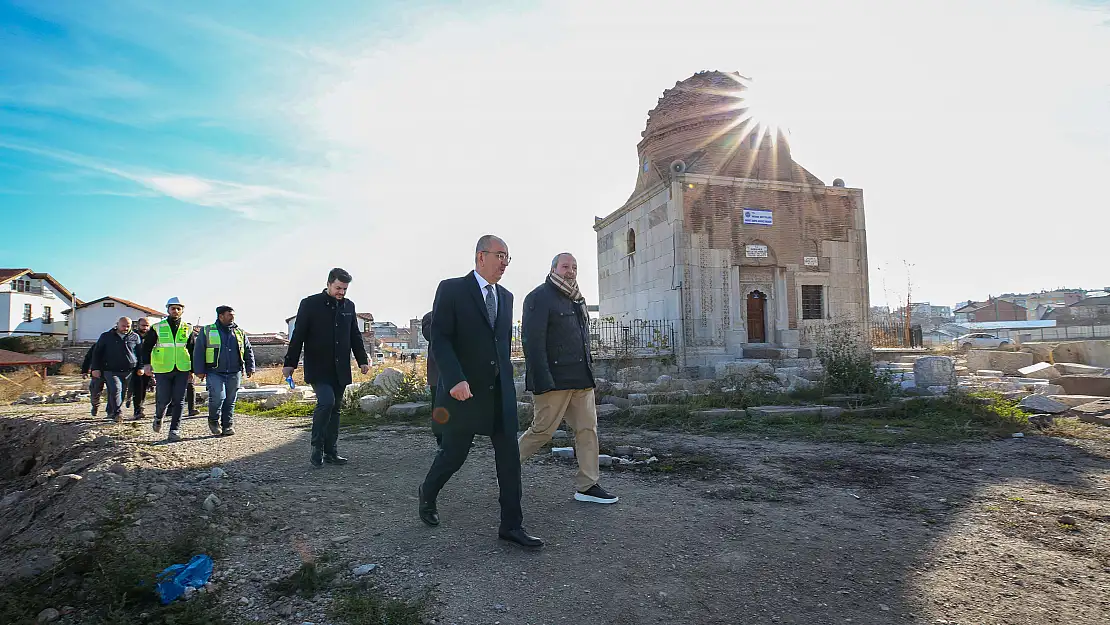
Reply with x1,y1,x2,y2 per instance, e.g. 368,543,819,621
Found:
1,399,1108,625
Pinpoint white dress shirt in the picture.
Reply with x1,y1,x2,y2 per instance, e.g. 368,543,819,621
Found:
473,270,497,319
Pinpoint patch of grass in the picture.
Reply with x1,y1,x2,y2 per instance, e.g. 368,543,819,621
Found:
0,367,55,403
0,499,227,625
270,556,339,598
1008,496,1025,503
605,391,1031,445
1043,417,1110,442
329,583,428,625
236,400,314,419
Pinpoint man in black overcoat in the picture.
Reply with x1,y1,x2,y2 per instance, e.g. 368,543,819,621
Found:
418,235,543,549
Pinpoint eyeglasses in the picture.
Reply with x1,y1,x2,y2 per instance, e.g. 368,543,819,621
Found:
480,250,511,264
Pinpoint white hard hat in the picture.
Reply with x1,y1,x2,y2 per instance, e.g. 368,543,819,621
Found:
166,297,184,307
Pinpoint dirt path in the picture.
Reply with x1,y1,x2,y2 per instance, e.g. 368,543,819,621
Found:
2,403,1108,625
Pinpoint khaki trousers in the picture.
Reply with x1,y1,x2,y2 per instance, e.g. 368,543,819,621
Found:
518,388,599,492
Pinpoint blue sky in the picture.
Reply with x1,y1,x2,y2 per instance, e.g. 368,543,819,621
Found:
1,0,1108,332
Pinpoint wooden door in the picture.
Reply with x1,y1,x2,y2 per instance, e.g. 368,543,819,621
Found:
747,291,766,343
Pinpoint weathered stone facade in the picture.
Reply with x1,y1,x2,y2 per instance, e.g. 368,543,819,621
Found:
594,71,870,367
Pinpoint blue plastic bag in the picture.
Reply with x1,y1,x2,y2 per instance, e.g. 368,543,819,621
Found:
155,554,214,604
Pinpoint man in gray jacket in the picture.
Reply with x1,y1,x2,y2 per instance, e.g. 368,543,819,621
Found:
192,306,255,436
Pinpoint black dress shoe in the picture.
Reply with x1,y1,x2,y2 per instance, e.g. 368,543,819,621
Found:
323,453,348,465
498,528,544,549
418,485,439,527
310,446,323,468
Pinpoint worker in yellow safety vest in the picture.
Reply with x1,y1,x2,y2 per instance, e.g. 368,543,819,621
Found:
141,297,195,442
191,305,255,437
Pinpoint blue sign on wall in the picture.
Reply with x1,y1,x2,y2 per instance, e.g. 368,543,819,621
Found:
743,209,773,225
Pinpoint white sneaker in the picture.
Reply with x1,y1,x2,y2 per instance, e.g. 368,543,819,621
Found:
574,484,619,504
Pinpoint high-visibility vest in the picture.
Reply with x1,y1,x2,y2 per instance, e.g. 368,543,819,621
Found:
205,324,246,370
151,320,192,373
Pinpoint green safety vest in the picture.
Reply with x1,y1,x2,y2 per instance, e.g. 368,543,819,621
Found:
151,320,192,373
205,324,246,370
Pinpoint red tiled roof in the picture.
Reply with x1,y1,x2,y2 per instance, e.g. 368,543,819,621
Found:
0,268,30,283
0,349,61,366
63,296,166,317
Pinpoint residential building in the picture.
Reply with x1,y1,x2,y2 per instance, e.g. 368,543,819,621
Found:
370,321,399,338
1046,295,1110,325
380,336,409,353
594,70,869,366
0,268,77,338
997,289,1085,320
62,296,165,344
953,299,1027,323
408,317,429,350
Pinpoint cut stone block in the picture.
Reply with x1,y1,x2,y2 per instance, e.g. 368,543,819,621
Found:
627,393,649,406
600,395,631,408
1072,399,1110,426
1047,395,1106,408
913,356,957,388
595,404,621,420
976,370,1004,377
1056,375,1110,397
358,394,389,415
690,408,746,420
1029,384,1065,396
629,404,682,416
1018,394,1071,414
1055,363,1109,376
747,405,844,419
384,402,432,417
1018,362,1061,380
967,350,1034,375
715,361,775,379
647,390,691,404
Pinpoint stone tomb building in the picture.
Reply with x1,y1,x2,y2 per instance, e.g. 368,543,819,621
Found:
594,71,870,367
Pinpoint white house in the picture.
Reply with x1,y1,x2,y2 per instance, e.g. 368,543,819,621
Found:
0,268,76,338
63,296,166,344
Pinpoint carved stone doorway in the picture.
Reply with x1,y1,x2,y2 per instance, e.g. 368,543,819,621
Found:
747,290,767,343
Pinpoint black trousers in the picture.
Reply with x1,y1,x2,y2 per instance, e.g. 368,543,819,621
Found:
125,372,151,416
186,380,196,413
310,380,344,454
429,386,442,447
421,388,523,532
155,371,190,431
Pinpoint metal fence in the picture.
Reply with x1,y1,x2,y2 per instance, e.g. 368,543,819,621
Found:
510,320,677,357
590,319,675,357
870,319,923,348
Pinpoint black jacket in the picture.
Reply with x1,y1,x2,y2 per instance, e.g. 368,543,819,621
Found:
429,273,517,436
522,279,594,394
420,311,438,388
81,344,97,374
283,290,369,386
91,329,142,373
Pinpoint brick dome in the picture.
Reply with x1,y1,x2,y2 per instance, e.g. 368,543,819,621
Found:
630,70,822,199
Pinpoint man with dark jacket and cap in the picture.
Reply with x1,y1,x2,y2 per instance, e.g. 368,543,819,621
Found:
194,305,256,437
283,268,371,468
90,316,143,423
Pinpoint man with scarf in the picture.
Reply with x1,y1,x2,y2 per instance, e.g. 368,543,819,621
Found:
518,252,619,504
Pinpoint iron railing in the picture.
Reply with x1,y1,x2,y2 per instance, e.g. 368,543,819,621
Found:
589,319,675,357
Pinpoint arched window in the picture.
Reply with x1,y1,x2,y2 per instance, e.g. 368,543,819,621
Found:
627,228,636,255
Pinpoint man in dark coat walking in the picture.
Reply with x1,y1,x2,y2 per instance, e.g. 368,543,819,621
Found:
418,235,543,550
283,268,371,468
90,316,143,423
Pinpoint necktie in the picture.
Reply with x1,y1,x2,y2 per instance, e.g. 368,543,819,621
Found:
484,285,497,327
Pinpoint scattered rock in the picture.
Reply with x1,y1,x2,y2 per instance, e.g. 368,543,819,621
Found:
913,356,956,388
385,402,432,418
372,368,405,394
358,394,389,415
597,454,613,467
108,463,128,477
203,494,221,512
1011,432,1024,438
210,467,227,479
595,405,621,420
36,608,60,623
551,447,575,459
352,563,378,576
551,429,569,440
1072,398,1110,426
1017,395,1071,414
76,530,97,542
331,535,351,544
1058,514,1078,526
